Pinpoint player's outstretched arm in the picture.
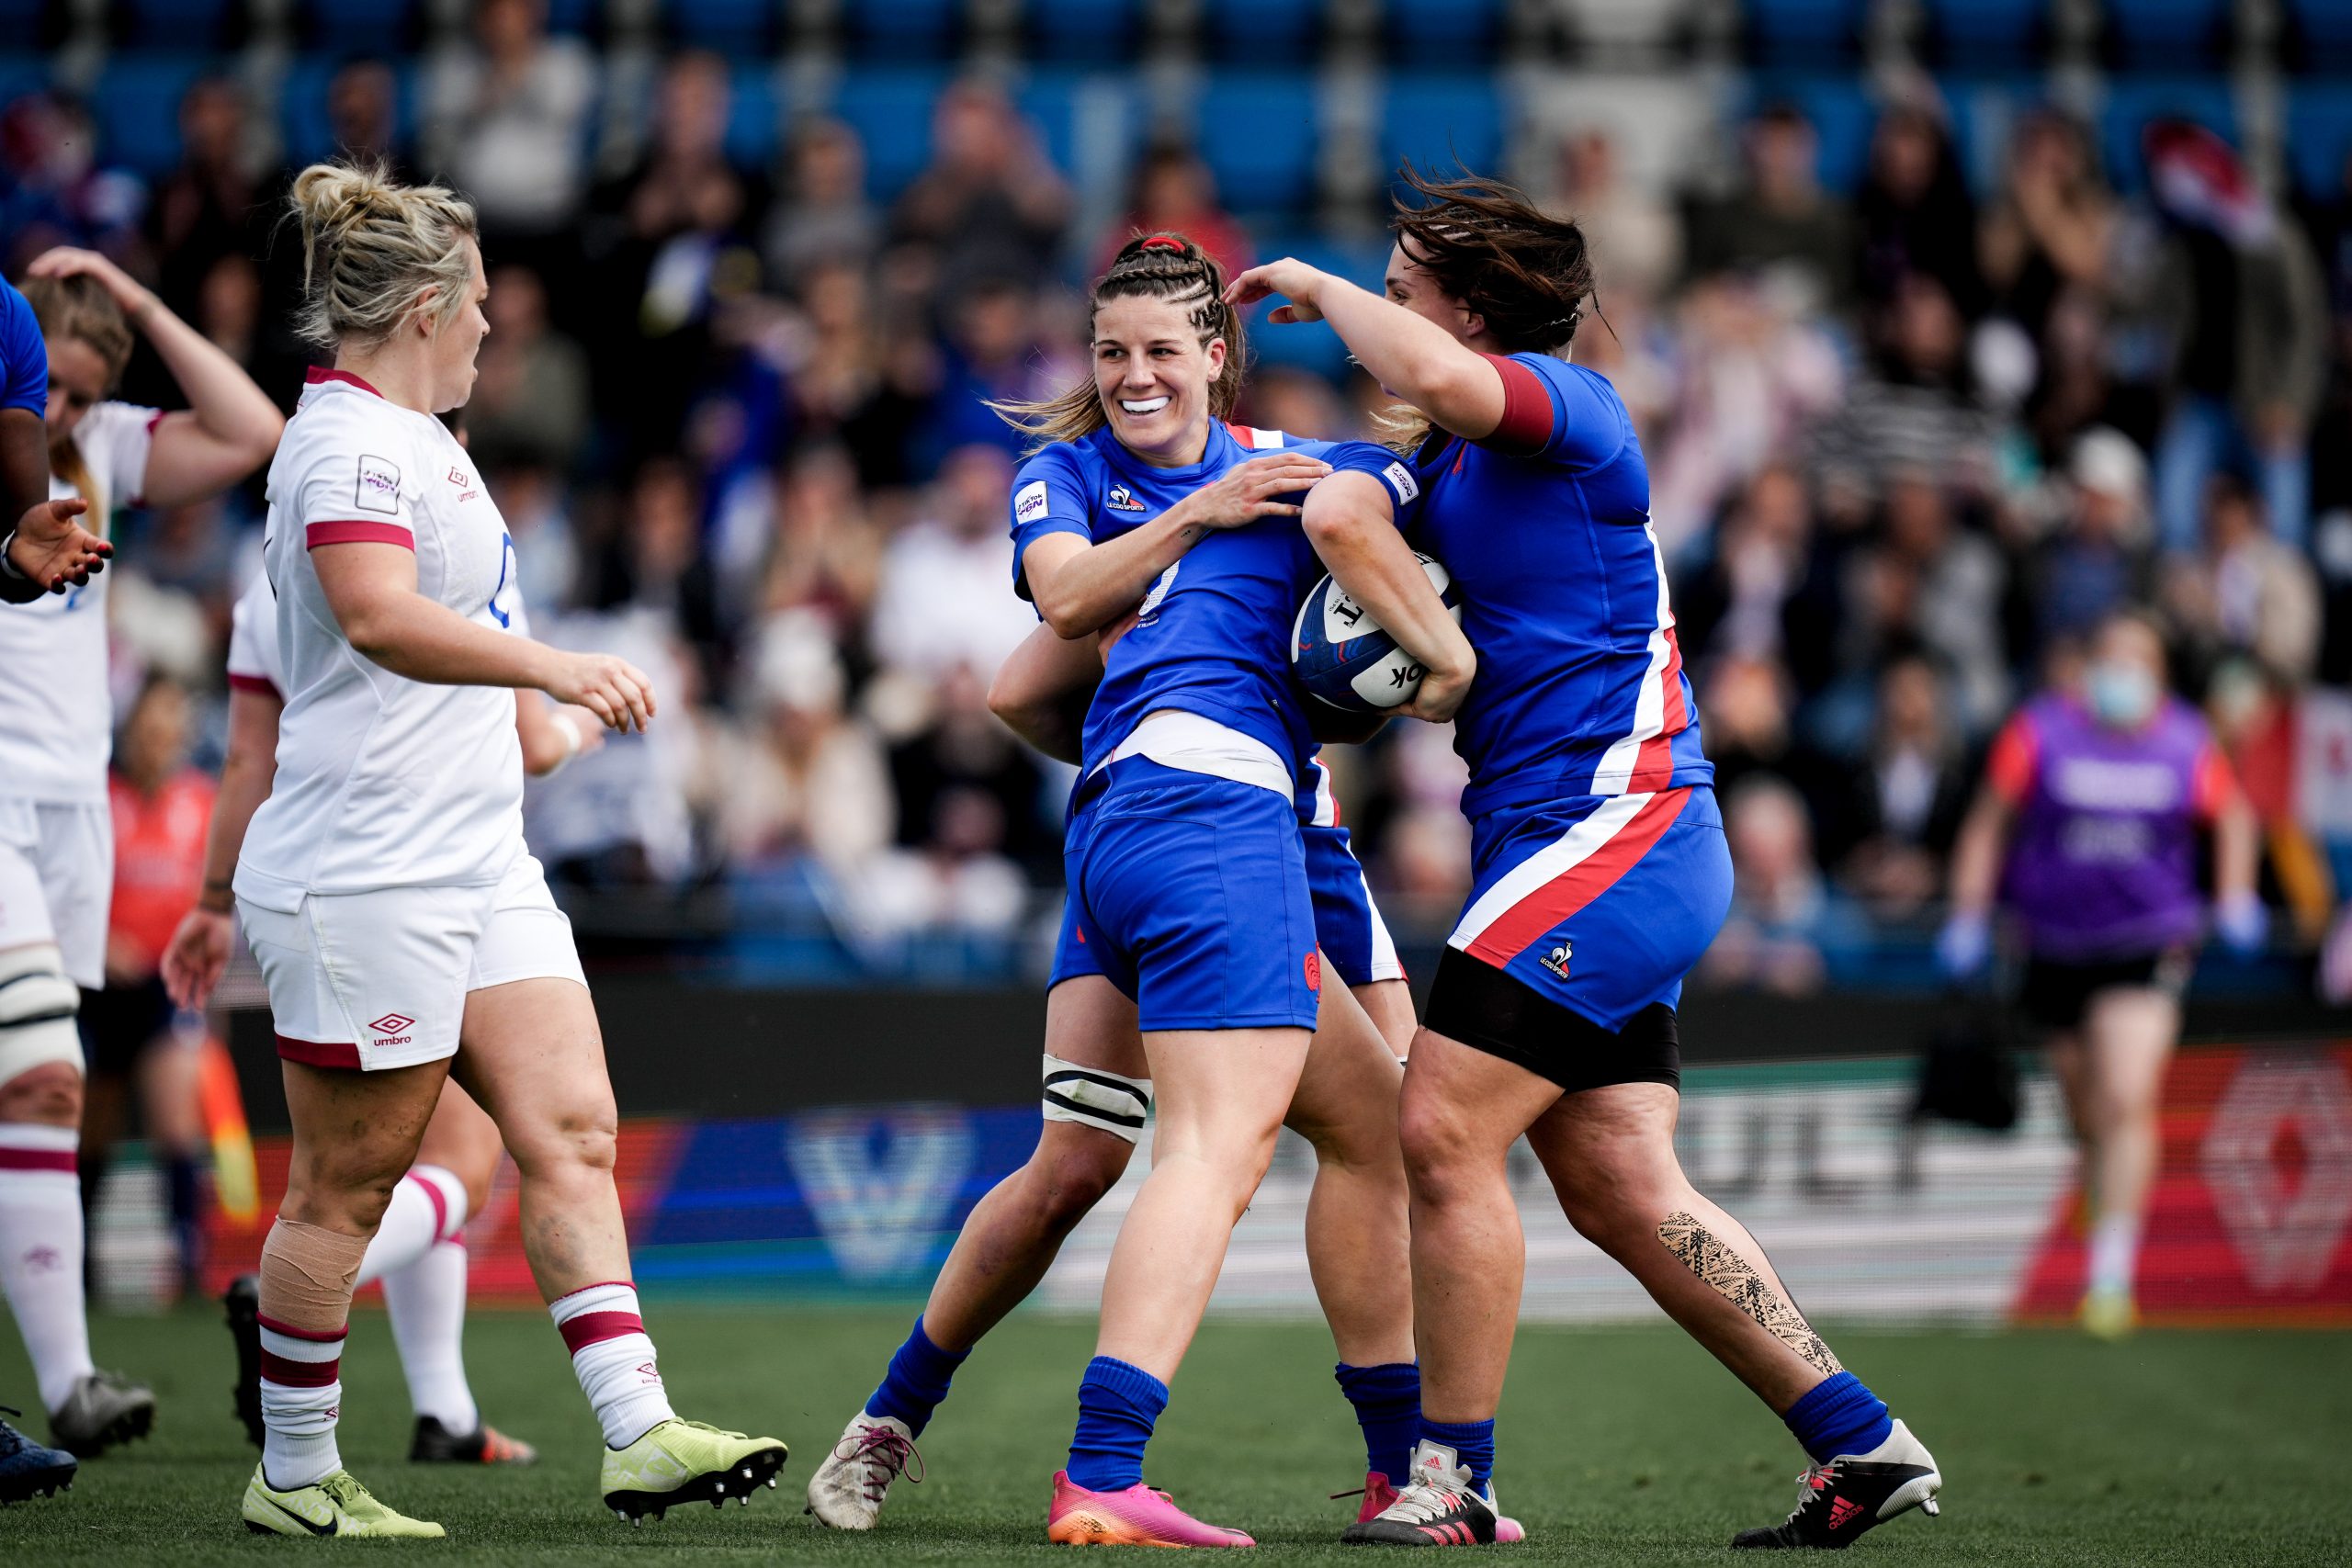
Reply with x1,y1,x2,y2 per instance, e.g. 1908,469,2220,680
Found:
1,408,108,603
989,622,1102,763
1227,260,1509,441
162,682,282,1010
312,539,655,731
1303,469,1475,723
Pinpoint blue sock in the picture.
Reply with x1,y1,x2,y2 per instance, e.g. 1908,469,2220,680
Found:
1782,1372,1892,1466
863,1315,967,1438
1335,1362,1421,1485
1068,1356,1168,1492
1420,1416,1495,1491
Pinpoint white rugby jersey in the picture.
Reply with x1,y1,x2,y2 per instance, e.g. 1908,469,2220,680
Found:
0,400,158,802
235,369,526,907
226,559,529,699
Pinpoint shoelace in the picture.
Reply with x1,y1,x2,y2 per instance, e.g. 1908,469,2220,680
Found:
1783,1461,1841,1522
834,1426,924,1503
1382,1474,1474,1525
0,1407,29,1459
318,1472,378,1510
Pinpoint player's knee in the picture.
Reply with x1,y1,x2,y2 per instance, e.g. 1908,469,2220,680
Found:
287,1155,404,1233
0,1059,84,1126
1035,1137,1129,1228
0,945,85,1125
514,1099,619,1179
1398,1091,1485,1195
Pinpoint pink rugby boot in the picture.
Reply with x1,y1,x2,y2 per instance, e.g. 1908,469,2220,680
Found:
1047,1470,1255,1547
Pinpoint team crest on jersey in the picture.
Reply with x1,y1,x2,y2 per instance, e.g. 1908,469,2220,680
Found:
354,454,401,514
1539,942,1573,980
1106,485,1147,513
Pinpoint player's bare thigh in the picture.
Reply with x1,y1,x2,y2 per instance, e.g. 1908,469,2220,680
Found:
1044,973,1147,1081
1351,976,1417,1061
451,976,616,1169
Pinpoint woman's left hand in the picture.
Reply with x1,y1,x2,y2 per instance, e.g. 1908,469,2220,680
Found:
1225,258,1332,324
25,247,157,321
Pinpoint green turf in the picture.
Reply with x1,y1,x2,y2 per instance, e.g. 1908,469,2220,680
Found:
2,1305,2346,1564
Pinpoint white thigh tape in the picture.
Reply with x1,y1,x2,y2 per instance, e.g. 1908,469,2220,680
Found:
1041,1054,1152,1145
0,943,83,1082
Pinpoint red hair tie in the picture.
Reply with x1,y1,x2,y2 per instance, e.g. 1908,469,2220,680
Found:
1140,235,1185,253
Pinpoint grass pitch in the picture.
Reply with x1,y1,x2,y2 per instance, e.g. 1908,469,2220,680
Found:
1,1304,2346,1565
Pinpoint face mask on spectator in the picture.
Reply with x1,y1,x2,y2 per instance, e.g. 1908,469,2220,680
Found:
2084,660,2158,729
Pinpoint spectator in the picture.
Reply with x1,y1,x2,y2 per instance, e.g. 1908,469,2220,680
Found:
144,79,261,341
1238,366,1351,442
1702,774,1867,995
919,278,1049,464
1685,102,1856,313
1100,145,1250,281
2163,473,2324,684
465,263,591,473
424,0,596,252
712,614,892,876
763,119,879,287
488,461,578,614
2023,427,2157,651
1551,127,1680,305
1825,654,1973,918
1815,273,2000,502
1856,98,1981,316
890,80,1072,287
1678,462,1815,664
0,93,144,272
1858,472,2009,738
1979,109,2115,353
865,444,1038,683
762,443,883,643
2141,122,2330,552
325,59,412,174
882,661,1055,886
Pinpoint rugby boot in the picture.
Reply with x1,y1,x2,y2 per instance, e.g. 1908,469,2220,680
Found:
49,1370,154,1457
241,1464,445,1538
1732,1419,1941,1550
410,1415,537,1465
2080,1286,2138,1342
601,1417,788,1523
1343,1440,1516,1546
1342,1469,1524,1542
224,1274,264,1447
0,1406,75,1504
806,1412,922,1530
1047,1469,1255,1547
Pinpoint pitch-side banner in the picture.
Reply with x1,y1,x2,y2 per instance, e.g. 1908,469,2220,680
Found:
175,1044,2352,1326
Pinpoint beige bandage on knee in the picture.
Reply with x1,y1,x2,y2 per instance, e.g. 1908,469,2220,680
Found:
258,1217,369,1333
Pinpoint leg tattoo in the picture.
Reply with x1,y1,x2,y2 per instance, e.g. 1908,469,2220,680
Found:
1657,1211,1841,1376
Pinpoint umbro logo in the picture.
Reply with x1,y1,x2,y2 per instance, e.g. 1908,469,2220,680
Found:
368,1013,415,1035
1106,485,1147,513
1539,942,1573,980
447,468,470,488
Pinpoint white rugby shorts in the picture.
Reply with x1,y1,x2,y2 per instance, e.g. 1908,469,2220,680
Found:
241,852,584,1072
0,796,113,989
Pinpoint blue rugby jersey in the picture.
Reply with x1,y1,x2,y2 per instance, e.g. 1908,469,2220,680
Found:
1406,352,1711,818
1009,420,1422,781
1,279,46,416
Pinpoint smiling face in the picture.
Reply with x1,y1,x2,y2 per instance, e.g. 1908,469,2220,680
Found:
1091,293,1227,468
424,237,492,413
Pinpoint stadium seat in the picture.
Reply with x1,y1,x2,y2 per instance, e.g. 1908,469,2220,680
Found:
1743,75,1876,195
2098,75,2237,193
725,63,786,171
2286,0,2352,71
119,0,239,50
294,0,414,52
92,54,212,175
1016,70,1139,189
1743,0,1868,67
1937,73,2041,195
1202,0,1321,64
1194,71,1320,216
1244,232,1387,378
829,67,951,201
0,0,51,46
2286,82,2352,200
1383,0,1506,69
663,0,778,53
1380,74,1506,190
544,0,601,35
2103,0,2231,71
842,0,958,60
278,54,419,167
1024,0,1142,66
1921,0,2047,71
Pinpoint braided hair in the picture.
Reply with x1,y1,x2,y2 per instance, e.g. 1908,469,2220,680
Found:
990,231,1246,451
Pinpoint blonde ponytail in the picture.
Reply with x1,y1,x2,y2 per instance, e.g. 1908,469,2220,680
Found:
287,161,479,352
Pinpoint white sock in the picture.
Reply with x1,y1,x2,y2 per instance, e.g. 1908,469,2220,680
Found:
356,1165,468,1289
259,1317,346,1490
549,1281,674,1450
2088,1211,2142,1298
0,1123,96,1413
385,1239,479,1433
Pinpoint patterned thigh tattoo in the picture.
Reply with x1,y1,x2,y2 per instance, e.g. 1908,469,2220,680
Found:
1657,1210,1842,1376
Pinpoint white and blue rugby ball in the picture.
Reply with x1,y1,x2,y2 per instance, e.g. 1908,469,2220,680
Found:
1291,554,1464,713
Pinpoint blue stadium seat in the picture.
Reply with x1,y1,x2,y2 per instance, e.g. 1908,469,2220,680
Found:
1383,0,1505,69
1024,0,1141,65
664,0,777,52
92,54,211,175
1922,0,2047,70
0,54,49,114
0,0,50,45
1016,70,1139,187
1937,74,2041,195
2287,0,2352,70
119,0,238,49
1243,232,1386,378
1193,71,1319,216
1744,0,1868,67
725,63,786,170
296,0,414,51
842,0,957,60
2105,0,2231,70
2098,76,2237,193
545,0,601,34
2286,82,2352,199
1745,76,1876,195
279,54,419,166
1380,74,1505,188
1203,0,1320,63
830,67,951,201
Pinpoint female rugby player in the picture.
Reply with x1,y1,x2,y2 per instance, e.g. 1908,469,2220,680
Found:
1231,169,1944,1550
0,246,281,1459
227,162,783,1538
808,237,1441,1542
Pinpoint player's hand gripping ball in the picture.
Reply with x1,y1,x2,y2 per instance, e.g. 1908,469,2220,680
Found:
1292,555,1463,713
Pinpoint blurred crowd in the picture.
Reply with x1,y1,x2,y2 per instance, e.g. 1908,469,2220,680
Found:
10,3,2352,986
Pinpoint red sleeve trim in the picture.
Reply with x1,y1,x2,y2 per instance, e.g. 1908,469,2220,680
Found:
2191,743,2239,824
1985,715,2039,806
1476,354,1555,457
227,672,280,697
305,520,413,549
142,409,166,436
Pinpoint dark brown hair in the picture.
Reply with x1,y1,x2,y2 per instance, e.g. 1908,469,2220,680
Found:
990,231,1246,450
1390,163,1594,354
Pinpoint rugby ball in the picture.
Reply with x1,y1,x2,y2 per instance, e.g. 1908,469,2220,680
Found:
1291,555,1464,712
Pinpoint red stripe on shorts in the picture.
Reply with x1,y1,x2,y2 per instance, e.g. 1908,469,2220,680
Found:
276,1034,364,1070
1462,787,1691,969
0,1147,76,1173
559,1311,645,1354
259,1349,340,1388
